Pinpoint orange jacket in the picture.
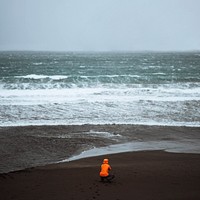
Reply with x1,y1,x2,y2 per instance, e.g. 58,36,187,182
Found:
99,159,111,177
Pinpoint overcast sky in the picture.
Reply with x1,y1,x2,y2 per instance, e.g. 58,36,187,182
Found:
0,0,200,51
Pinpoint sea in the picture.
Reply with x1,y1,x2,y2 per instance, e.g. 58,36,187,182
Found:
0,51,200,127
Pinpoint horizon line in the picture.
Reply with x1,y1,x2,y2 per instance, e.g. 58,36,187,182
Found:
0,49,200,53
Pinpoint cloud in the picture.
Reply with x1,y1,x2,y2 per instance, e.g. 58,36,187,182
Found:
0,0,200,51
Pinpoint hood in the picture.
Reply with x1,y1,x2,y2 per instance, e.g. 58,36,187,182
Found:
103,158,109,164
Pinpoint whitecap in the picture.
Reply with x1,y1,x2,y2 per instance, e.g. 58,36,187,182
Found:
50,75,68,80
152,73,166,75
16,74,48,79
15,74,68,80
33,62,43,65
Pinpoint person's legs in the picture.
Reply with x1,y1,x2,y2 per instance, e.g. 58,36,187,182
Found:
100,176,105,182
100,175,115,183
107,174,115,181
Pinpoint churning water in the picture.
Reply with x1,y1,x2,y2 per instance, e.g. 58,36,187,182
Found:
0,51,200,127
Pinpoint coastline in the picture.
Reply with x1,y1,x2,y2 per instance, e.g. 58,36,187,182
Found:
0,124,200,199
0,124,200,173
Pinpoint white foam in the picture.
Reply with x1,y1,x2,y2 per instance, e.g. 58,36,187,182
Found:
61,140,200,162
33,62,43,65
15,74,141,80
50,75,69,80
15,74,69,80
0,83,199,127
1,85,200,105
16,74,48,79
84,130,121,139
1,121,200,128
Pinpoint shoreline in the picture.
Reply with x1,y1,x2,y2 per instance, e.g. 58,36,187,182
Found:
0,124,200,174
1,122,200,128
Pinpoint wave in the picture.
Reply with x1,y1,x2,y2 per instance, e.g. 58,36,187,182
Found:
32,62,43,65
152,73,166,75
1,87,200,126
1,52,200,127
2,73,198,91
15,74,141,79
1,78,200,90
15,74,69,80
0,86,200,106
0,74,146,89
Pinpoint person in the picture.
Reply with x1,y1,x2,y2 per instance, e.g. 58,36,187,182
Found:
99,158,115,182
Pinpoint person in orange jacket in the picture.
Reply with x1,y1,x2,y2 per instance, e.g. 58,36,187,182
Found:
99,158,115,182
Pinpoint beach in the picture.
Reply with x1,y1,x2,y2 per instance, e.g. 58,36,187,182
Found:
0,124,200,199
0,124,200,173
1,151,200,200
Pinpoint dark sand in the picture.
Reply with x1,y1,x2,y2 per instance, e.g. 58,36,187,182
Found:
1,151,200,200
0,125,200,199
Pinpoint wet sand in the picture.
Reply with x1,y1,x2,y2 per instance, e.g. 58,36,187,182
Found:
0,150,200,200
0,124,200,173
0,125,200,199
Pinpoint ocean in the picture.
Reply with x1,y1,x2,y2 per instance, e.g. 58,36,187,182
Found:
0,51,200,127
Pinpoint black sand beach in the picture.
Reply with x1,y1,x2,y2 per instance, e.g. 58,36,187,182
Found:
1,151,200,200
0,125,200,199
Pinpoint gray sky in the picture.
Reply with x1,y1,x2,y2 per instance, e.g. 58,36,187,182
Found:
0,0,200,51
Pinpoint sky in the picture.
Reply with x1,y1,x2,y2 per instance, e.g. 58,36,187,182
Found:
0,0,200,51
